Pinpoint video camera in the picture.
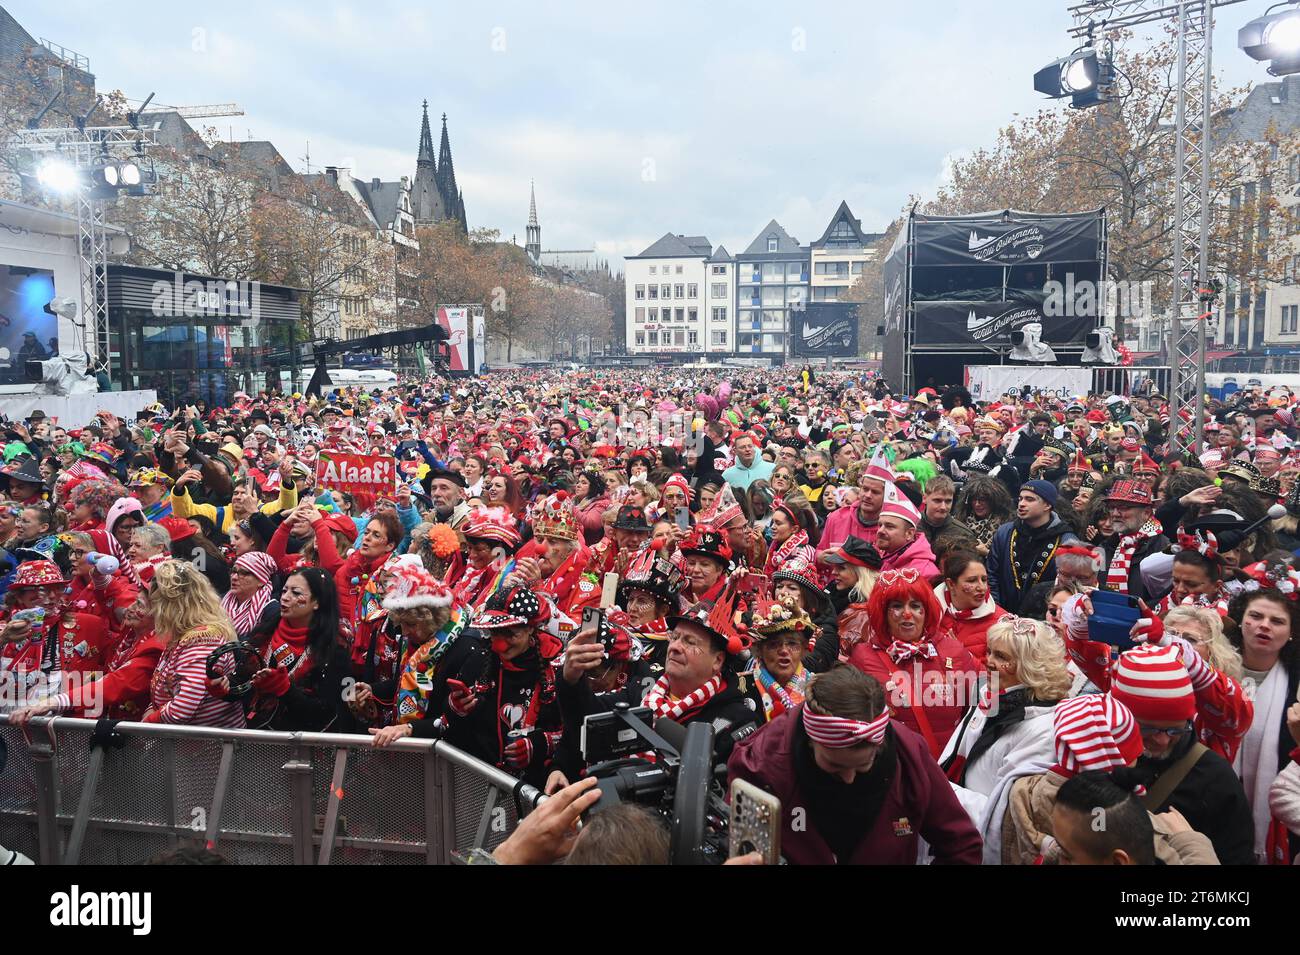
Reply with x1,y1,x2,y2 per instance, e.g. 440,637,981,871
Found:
581,702,728,864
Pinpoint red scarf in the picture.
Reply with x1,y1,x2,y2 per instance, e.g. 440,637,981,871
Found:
1105,519,1161,594
764,528,811,577
642,674,722,721
265,619,311,676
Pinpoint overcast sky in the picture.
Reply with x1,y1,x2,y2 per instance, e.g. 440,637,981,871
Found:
9,0,1271,268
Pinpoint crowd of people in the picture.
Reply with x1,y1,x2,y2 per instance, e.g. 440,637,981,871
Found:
1,366,1299,866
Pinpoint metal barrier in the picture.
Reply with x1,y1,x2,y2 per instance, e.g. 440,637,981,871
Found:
0,715,542,865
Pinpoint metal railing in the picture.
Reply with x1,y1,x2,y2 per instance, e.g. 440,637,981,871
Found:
0,716,541,865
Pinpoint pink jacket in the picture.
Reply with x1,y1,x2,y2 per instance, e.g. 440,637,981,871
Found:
879,533,940,581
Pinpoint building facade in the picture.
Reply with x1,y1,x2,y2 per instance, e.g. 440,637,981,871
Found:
733,219,808,358
809,201,883,303
626,234,711,355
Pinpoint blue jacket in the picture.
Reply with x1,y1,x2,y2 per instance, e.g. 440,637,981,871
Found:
987,514,1078,614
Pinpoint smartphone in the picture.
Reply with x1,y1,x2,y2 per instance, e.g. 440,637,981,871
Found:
735,573,769,598
675,506,691,531
729,779,781,865
1086,589,1140,651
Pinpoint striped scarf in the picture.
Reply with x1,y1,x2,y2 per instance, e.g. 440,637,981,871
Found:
221,583,274,638
1105,519,1161,594
755,665,808,720
642,674,722,722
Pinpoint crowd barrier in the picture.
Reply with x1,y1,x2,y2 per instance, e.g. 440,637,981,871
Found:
0,715,543,865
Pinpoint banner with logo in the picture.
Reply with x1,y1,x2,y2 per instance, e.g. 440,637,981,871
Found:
436,306,470,373
966,365,1092,401
315,451,396,509
913,300,1093,347
912,212,1101,267
791,303,859,357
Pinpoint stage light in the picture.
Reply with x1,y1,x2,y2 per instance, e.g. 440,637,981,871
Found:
118,162,141,186
1033,48,1112,108
35,158,79,193
1241,3,1300,75
98,163,119,187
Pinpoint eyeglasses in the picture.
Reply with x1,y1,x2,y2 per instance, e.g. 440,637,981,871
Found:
1139,721,1194,739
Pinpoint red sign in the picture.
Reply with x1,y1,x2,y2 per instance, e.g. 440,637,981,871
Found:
315,451,396,510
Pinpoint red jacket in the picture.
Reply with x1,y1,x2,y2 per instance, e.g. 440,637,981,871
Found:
58,632,166,720
66,573,139,639
934,582,1009,667
849,629,980,759
727,707,983,865
1065,630,1253,763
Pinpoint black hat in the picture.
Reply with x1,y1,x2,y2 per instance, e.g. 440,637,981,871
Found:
427,466,466,488
679,524,733,564
28,409,46,422
821,536,883,569
1,456,44,486
612,504,650,531
621,547,685,604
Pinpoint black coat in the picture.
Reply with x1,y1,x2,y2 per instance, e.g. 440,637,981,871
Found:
1101,531,1170,603
1139,735,1256,866
410,632,562,787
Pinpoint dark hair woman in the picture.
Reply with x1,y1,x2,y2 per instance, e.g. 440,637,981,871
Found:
935,551,1009,667
241,567,350,731
1224,585,1300,864
573,469,611,546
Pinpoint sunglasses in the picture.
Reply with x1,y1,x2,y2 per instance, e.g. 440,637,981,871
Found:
1139,721,1194,739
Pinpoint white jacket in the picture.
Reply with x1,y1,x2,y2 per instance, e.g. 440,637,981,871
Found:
1269,760,1300,859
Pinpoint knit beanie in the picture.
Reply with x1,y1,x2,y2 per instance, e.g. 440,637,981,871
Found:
1021,479,1059,507
1052,693,1144,776
1108,644,1196,723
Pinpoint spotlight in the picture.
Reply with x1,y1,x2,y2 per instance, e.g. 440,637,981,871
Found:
34,158,79,194
118,162,141,186
1033,48,1113,108
97,163,119,187
1240,3,1300,76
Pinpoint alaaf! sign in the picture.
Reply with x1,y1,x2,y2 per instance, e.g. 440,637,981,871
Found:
315,452,396,509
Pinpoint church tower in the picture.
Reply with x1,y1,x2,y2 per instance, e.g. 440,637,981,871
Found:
526,181,541,262
412,100,448,226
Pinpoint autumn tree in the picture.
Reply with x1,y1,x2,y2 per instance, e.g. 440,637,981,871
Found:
251,175,386,338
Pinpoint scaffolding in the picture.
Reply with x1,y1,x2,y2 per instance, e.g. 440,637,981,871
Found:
1066,1,1247,454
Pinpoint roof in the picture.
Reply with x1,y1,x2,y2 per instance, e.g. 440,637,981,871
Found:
212,141,295,179
811,200,880,248
709,244,732,262
139,110,212,159
634,232,713,258
356,178,405,231
1221,74,1300,143
739,219,803,257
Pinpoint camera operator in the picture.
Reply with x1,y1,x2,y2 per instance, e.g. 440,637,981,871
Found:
728,664,982,865
547,614,653,791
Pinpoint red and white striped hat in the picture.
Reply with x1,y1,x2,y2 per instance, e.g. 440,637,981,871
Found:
1052,693,1144,777
861,445,895,485
1108,644,1195,722
879,481,921,527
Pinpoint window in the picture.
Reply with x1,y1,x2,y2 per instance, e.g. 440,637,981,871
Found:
762,263,784,281
687,283,698,297
649,265,657,274
635,307,645,323
674,284,684,298
851,261,864,275
711,330,728,346
675,265,683,274
767,236,778,252
711,283,727,298
674,330,685,346
661,284,671,298
648,286,658,300
649,308,658,321
648,331,659,346
687,308,697,323
712,307,727,322
1284,305,1300,334
688,330,698,346
634,284,645,300
712,265,726,274
635,331,646,347
676,308,685,322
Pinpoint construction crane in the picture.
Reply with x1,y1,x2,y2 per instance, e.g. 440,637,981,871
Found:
136,102,244,120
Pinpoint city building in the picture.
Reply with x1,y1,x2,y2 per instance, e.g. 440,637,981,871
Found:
733,219,808,357
625,233,712,354
809,201,884,302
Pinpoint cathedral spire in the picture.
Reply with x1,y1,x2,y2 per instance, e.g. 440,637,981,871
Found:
417,100,435,167
526,180,541,262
